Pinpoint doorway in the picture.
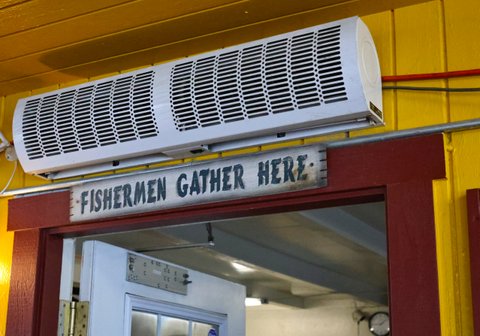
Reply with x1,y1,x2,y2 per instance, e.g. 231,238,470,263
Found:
68,202,388,335
6,134,445,336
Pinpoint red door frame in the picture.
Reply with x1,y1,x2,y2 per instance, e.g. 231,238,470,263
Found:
6,134,446,336
467,189,480,336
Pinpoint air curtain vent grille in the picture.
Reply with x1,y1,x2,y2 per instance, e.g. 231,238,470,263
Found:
22,71,158,160
170,25,347,132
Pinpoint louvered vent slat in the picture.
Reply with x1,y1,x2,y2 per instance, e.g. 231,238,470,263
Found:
170,25,347,132
21,71,158,160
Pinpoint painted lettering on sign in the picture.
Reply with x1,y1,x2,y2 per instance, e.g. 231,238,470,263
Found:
79,177,167,215
176,164,245,197
257,155,309,186
70,146,326,222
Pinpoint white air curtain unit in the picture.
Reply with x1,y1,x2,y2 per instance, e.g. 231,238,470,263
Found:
13,16,383,178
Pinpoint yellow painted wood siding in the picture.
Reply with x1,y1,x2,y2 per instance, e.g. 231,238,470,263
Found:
1,0,479,335
395,1,449,128
0,198,13,336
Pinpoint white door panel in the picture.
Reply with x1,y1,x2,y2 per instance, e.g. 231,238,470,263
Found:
79,240,246,336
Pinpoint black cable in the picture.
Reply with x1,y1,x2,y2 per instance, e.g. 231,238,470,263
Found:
357,315,365,336
205,222,214,244
382,85,480,92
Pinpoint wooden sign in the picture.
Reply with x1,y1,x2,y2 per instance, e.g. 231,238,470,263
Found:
70,145,327,222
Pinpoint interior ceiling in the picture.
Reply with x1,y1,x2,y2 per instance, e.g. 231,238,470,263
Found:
0,0,430,96
77,201,388,309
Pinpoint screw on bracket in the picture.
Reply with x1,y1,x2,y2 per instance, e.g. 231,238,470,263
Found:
183,273,192,285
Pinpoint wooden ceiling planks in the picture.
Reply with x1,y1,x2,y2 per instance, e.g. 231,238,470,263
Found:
0,0,133,36
0,0,430,96
2,0,354,82
0,0,240,61
0,0,30,11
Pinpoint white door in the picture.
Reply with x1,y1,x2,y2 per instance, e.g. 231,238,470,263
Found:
63,240,246,336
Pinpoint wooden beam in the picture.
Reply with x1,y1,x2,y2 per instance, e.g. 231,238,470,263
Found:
386,180,440,336
6,230,63,336
162,225,388,304
297,208,387,259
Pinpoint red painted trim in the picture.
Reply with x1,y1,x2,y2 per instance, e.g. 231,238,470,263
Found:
8,133,446,232
327,134,445,189
6,230,63,336
467,189,480,336
8,190,70,231
6,230,41,336
386,180,441,335
6,134,446,336
54,187,385,237
37,232,63,336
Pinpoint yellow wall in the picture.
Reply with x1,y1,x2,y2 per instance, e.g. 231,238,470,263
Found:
0,199,12,336
1,0,480,335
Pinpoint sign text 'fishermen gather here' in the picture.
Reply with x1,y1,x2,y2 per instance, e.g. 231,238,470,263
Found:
70,145,327,222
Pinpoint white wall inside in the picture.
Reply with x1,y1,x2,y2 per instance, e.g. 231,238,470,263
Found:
246,296,385,336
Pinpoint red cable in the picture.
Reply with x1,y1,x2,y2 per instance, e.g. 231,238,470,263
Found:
382,68,480,82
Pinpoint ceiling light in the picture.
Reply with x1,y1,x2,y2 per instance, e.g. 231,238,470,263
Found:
231,261,254,273
245,298,268,307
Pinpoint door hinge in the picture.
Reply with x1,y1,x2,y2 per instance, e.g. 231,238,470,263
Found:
58,300,89,336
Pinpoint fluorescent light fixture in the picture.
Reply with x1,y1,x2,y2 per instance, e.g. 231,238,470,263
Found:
245,297,268,307
231,261,254,273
